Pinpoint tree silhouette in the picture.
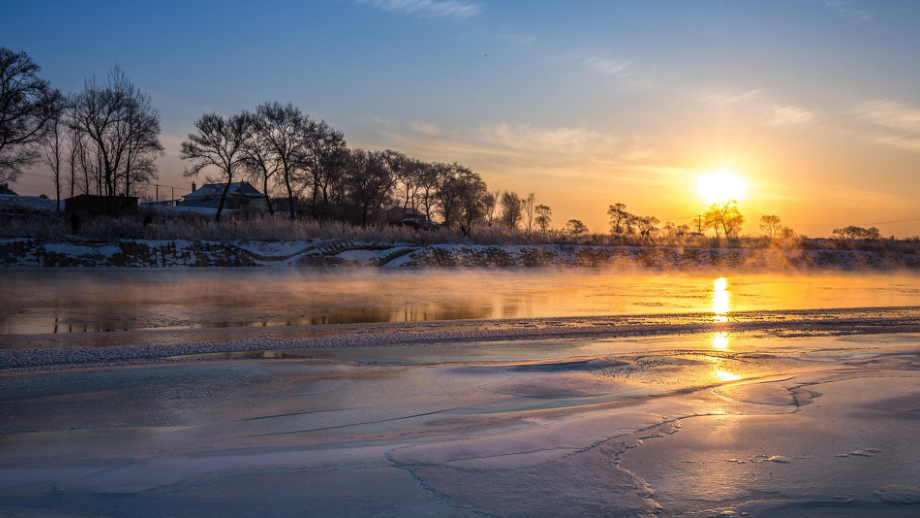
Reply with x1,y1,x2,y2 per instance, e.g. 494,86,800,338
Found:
0,48,62,184
180,112,252,222
607,203,634,235
566,219,588,238
535,204,552,233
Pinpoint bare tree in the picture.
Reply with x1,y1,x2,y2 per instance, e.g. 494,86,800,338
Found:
71,65,161,201
241,110,282,215
635,216,660,238
120,91,163,197
704,200,744,237
523,192,536,232
66,107,84,198
0,48,63,184
458,171,488,229
535,204,552,233
304,121,348,219
483,190,499,226
180,112,252,222
434,163,473,228
500,191,523,229
607,203,634,235
253,102,312,219
345,149,395,226
759,214,782,238
566,219,588,238
417,162,444,222
39,97,67,210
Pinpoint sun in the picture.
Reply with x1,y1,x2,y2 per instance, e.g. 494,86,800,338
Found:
697,170,746,205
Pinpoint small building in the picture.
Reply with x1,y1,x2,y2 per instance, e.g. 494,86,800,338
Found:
0,183,17,196
385,206,429,223
64,194,138,216
179,182,265,210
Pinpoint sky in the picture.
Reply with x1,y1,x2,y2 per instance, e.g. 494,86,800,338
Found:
3,0,920,236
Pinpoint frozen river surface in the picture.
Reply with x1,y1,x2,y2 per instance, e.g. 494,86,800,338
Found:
1,269,920,516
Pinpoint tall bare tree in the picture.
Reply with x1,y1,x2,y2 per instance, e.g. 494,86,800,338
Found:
180,112,252,222
523,192,536,232
416,161,444,222
759,214,782,238
483,190,499,226
500,191,523,229
304,121,347,219
0,48,62,184
38,97,67,210
71,66,161,200
253,102,312,219
345,149,395,226
704,200,744,237
120,91,163,197
607,203,634,235
241,110,281,215
535,204,552,233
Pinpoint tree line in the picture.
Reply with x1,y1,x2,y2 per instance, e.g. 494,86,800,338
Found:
180,103,534,226
0,48,163,211
8,47,878,242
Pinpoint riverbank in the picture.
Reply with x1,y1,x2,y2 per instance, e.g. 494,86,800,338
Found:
2,237,919,269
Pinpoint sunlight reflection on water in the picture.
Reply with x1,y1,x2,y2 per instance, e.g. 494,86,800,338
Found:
712,277,730,322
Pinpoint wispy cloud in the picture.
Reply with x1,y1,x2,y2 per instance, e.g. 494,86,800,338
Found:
410,120,441,135
853,99,920,152
823,1,872,21
497,30,536,44
766,105,818,126
357,0,482,19
473,123,621,156
853,100,920,133
580,54,632,77
694,88,762,105
364,116,658,181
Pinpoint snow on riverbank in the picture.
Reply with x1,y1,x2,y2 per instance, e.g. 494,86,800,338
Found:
1,237,919,269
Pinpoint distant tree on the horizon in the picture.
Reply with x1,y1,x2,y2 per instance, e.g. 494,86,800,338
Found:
0,48,63,185
704,199,744,237
760,215,782,238
535,204,552,233
566,219,588,238
305,121,348,219
607,203,635,235
832,226,880,240
180,112,252,222
523,192,536,232
663,221,677,240
344,149,396,226
500,191,523,229
635,215,660,238
482,191,499,226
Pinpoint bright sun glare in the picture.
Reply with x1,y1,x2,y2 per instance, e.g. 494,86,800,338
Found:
697,170,746,205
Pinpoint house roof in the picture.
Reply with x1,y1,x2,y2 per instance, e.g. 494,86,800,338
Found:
183,182,263,200
0,184,17,196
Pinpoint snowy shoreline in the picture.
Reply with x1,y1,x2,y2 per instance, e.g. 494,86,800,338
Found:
2,237,919,269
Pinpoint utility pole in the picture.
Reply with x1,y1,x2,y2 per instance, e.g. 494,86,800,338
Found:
155,185,159,202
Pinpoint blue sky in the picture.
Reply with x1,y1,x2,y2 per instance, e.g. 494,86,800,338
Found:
4,0,920,235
